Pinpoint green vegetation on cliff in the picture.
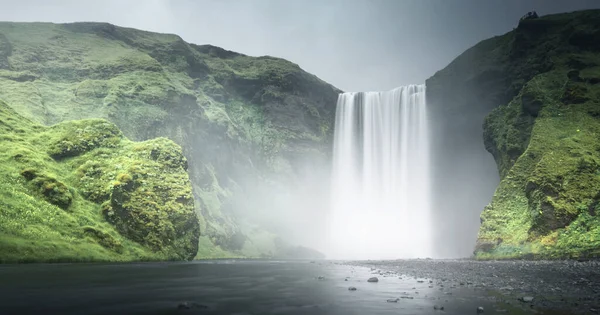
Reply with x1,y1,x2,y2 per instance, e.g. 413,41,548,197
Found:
0,100,199,262
439,10,600,259
0,21,339,260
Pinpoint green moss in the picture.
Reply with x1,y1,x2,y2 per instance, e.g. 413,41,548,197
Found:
46,120,123,158
0,100,199,262
20,168,73,209
476,66,600,259
0,21,340,261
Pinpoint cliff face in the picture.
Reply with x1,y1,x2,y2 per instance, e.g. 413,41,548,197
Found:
0,22,340,259
0,100,199,262
427,9,600,259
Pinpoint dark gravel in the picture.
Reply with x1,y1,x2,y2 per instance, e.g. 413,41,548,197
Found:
347,259,600,314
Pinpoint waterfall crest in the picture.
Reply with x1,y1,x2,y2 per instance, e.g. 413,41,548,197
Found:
328,84,431,259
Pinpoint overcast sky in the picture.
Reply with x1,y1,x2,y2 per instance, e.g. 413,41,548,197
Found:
1,0,599,91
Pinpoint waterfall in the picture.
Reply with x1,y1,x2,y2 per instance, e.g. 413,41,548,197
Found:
328,84,431,259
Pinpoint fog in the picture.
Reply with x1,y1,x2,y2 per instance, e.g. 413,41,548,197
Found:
2,0,600,259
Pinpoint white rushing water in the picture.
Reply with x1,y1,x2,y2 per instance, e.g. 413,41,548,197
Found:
328,84,431,259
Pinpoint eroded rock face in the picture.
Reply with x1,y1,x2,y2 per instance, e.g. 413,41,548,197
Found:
427,9,600,259
477,11,600,259
0,21,341,258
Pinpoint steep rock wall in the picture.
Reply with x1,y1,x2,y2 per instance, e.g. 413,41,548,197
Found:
0,22,340,258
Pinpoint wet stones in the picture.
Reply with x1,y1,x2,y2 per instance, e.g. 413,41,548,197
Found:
520,296,534,303
177,302,208,310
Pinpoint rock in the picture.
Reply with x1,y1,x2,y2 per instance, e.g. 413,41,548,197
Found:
177,302,208,310
477,306,484,313
317,276,325,280
417,280,424,283
434,305,445,310
400,296,414,299
387,298,399,303
568,69,582,82
367,277,379,283
348,286,357,291
178,302,191,310
520,296,534,303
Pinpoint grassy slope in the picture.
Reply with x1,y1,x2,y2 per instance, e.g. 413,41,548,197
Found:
0,22,339,259
0,100,199,262
469,11,600,259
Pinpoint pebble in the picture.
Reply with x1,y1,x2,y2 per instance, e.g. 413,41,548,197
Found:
367,277,379,283
177,302,208,310
434,305,445,310
520,296,534,303
346,260,599,314
477,306,484,313
348,286,357,291
386,298,399,303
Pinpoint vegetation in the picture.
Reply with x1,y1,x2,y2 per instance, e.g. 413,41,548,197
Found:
0,21,339,261
0,100,199,262
465,10,600,259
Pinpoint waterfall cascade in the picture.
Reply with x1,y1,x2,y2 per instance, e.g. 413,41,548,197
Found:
328,84,431,259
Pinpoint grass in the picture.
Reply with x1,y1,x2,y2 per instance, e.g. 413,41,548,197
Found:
0,100,199,262
476,65,600,259
424,9,600,260
0,20,340,260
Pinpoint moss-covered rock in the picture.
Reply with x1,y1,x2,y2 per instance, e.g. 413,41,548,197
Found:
0,99,199,262
0,21,340,259
427,9,600,259
470,11,600,259
20,168,73,210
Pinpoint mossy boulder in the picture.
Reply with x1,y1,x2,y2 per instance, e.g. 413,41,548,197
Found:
0,99,199,262
47,120,123,159
20,169,73,209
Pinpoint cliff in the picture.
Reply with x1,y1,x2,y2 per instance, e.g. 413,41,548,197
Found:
0,21,340,260
427,9,600,259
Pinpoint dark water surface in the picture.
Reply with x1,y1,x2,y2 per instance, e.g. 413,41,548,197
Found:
0,260,534,315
